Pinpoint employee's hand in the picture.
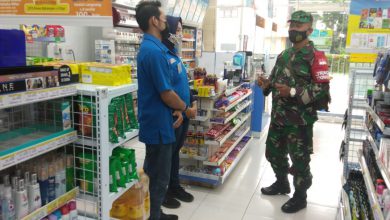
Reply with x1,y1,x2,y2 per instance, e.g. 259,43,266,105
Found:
274,83,291,98
257,75,270,90
185,106,197,119
173,111,183,128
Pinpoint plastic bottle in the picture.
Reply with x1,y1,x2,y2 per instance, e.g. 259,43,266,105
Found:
68,201,77,220
0,181,4,220
38,164,49,206
28,173,42,213
15,179,29,219
48,162,56,202
377,179,386,208
11,177,18,201
2,175,16,220
55,158,66,197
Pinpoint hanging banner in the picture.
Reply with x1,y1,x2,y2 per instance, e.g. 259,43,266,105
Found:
0,0,112,17
346,0,390,63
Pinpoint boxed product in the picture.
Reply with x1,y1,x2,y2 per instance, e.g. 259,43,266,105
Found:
80,63,132,86
41,61,80,84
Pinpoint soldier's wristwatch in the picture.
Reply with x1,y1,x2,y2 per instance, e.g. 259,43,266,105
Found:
290,88,296,97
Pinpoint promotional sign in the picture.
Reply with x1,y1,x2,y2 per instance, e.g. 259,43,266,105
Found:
0,0,112,17
347,0,390,62
310,29,333,51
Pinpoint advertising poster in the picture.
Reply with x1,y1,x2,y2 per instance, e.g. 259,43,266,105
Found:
310,29,333,51
0,0,112,17
347,0,390,62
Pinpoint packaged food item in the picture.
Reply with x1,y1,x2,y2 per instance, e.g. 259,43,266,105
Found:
117,97,127,138
125,94,139,129
139,170,150,219
77,96,95,137
77,152,97,194
109,157,119,193
112,147,138,181
112,156,126,188
110,183,144,220
121,96,132,132
80,63,131,86
109,101,120,143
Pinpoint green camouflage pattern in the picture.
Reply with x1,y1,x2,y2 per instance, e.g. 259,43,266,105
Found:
266,123,313,191
264,41,330,126
288,10,313,23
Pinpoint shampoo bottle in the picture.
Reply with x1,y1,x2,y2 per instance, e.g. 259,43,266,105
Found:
68,201,77,220
2,175,16,220
15,179,29,219
38,164,49,206
28,173,41,213
11,177,18,201
48,162,56,202
55,157,66,197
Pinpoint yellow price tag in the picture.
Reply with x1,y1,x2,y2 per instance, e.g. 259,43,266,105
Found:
46,201,58,214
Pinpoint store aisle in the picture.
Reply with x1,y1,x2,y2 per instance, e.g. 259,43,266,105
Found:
126,122,344,220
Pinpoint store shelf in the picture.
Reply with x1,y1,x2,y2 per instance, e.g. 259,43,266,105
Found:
191,115,209,122
367,135,390,189
216,91,253,112
22,187,79,220
358,150,385,220
0,84,77,110
179,153,207,161
211,101,251,125
352,99,368,110
220,137,252,184
367,107,390,136
0,130,77,171
76,83,138,98
225,83,244,97
75,129,139,153
367,132,380,157
182,59,195,62
204,127,250,166
182,38,195,42
109,181,138,207
205,113,251,146
179,169,220,186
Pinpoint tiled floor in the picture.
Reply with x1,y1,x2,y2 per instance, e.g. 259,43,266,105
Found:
126,121,344,220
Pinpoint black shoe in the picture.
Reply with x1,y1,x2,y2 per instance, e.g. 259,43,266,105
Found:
261,179,291,195
281,197,307,213
168,186,194,203
162,196,181,209
160,211,178,220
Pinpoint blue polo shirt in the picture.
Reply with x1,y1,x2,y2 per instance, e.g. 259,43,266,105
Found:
137,33,175,145
166,50,190,110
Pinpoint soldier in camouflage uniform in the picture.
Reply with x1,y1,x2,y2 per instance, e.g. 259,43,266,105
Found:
258,11,331,213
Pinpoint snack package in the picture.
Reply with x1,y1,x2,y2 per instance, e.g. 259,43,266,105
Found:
125,94,139,129
122,96,132,132
118,97,128,137
77,96,95,137
109,157,119,193
112,156,126,187
109,101,119,143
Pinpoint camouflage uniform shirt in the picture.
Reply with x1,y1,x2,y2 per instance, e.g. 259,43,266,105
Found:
264,41,329,126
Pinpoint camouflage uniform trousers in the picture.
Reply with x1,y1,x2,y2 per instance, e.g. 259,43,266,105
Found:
265,123,314,193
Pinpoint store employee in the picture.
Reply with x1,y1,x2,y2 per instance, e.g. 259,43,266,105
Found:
135,1,192,220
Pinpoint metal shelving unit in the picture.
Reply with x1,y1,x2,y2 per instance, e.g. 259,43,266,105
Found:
75,83,139,219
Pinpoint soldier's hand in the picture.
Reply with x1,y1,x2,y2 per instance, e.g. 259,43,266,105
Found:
274,83,291,98
257,75,270,89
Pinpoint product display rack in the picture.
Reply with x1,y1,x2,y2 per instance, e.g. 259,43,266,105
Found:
74,82,139,219
179,82,253,187
0,81,79,219
339,66,390,220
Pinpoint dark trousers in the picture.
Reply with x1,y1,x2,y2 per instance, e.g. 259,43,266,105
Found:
144,143,175,220
168,118,190,190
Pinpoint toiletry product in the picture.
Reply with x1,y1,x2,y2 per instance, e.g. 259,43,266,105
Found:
24,172,30,186
28,173,41,213
0,182,4,220
48,214,58,220
53,209,62,219
38,164,49,206
2,175,16,220
15,179,29,219
48,162,56,202
68,201,77,220
55,157,66,197
11,177,18,200
61,205,70,220
377,179,386,208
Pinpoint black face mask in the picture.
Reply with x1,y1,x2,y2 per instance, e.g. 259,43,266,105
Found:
288,30,309,43
161,22,170,40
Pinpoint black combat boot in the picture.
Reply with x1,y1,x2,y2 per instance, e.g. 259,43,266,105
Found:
281,190,307,213
261,176,291,195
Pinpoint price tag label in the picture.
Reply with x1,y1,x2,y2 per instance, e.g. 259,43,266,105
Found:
1,154,16,169
46,201,58,214
8,93,22,106
25,91,38,102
